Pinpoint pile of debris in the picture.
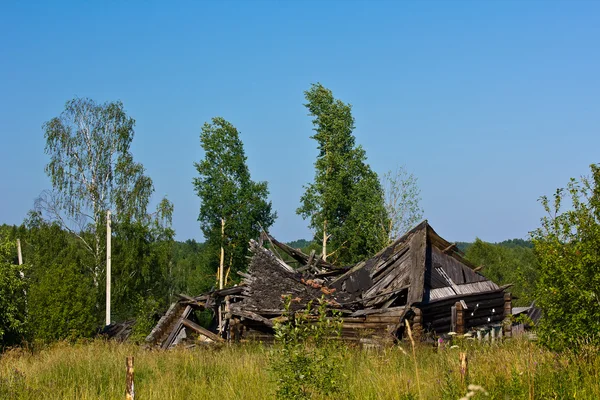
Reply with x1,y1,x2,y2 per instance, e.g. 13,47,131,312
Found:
146,221,513,348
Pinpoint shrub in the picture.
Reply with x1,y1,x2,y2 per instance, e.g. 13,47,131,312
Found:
270,295,345,399
531,164,600,351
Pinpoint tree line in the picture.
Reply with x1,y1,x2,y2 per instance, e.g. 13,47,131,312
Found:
1,82,597,352
0,83,423,347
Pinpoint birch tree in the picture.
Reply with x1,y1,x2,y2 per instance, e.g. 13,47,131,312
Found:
40,98,156,285
381,165,423,241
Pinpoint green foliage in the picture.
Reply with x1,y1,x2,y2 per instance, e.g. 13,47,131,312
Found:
0,232,28,347
193,117,276,280
129,296,161,343
531,164,600,351
271,296,345,399
110,206,174,321
298,83,388,265
17,206,175,343
464,238,539,306
41,97,164,287
170,239,215,295
23,216,99,342
286,239,313,251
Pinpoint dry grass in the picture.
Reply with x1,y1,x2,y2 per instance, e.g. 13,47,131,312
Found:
1,338,599,399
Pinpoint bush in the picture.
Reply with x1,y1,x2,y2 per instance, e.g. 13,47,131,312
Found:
270,295,345,399
531,164,600,351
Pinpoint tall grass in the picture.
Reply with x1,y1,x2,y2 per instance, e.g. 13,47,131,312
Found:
1,338,599,399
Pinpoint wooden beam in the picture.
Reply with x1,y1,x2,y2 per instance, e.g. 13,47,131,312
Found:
181,318,224,342
161,305,192,349
443,243,457,254
456,301,465,334
230,306,274,328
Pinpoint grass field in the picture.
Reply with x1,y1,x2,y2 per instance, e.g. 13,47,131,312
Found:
1,338,599,399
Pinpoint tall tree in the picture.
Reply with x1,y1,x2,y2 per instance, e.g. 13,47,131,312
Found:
193,117,276,287
382,165,423,242
40,98,158,285
531,164,600,350
298,83,388,265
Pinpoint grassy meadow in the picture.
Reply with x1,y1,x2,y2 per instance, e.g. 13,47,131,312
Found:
1,338,599,399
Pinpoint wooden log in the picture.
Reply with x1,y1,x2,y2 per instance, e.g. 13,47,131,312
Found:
230,307,274,328
126,356,134,400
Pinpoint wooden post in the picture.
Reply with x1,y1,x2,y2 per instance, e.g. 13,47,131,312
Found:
503,292,513,338
224,295,231,341
125,356,134,400
456,301,465,334
459,352,468,385
451,305,457,333
106,210,111,326
412,308,423,340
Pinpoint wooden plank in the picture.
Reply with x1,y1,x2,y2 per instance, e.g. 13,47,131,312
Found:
417,288,506,309
230,306,275,328
181,318,224,342
340,322,397,329
145,302,182,344
162,305,192,349
350,306,407,317
177,294,207,309
407,226,427,304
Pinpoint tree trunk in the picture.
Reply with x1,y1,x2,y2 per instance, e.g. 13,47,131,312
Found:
322,220,327,262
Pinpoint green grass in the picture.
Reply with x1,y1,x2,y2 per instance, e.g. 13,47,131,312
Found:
1,338,599,399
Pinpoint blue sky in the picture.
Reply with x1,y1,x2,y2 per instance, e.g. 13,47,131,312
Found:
1,0,599,243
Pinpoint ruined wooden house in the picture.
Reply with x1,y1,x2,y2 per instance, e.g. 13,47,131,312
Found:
147,221,513,348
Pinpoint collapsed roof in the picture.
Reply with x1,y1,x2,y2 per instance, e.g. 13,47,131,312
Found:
147,221,512,348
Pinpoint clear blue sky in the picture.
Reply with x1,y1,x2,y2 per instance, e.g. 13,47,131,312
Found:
1,0,599,243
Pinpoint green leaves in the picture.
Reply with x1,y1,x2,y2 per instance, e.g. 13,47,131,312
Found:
464,238,538,306
271,296,345,399
0,235,27,347
298,84,389,265
531,163,600,351
193,117,276,280
41,97,157,281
